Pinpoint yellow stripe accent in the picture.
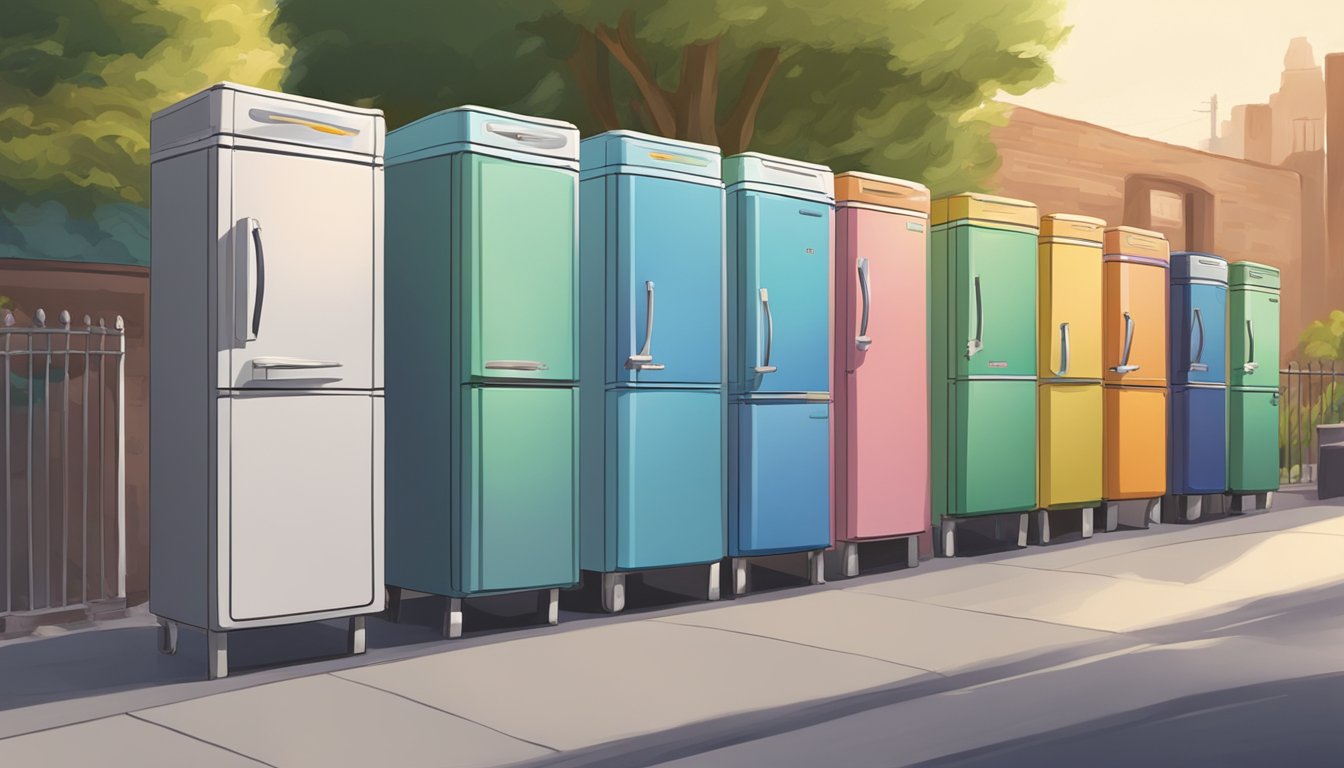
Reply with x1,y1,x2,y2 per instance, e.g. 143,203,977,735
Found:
267,114,358,136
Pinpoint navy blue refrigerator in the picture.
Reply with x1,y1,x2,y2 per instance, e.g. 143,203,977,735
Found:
725,153,834,595
1167,251,1228,522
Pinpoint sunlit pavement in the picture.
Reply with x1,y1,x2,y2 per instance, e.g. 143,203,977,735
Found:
2,489,1343,767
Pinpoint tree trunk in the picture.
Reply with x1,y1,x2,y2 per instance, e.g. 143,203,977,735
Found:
718,47,781,155
567,26,621,132
594,10,675,136
673,39,720,145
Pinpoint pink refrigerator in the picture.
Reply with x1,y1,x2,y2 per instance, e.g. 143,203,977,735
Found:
831,172,931,577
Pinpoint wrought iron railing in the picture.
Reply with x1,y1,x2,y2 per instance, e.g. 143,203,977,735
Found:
1280,361,1344,485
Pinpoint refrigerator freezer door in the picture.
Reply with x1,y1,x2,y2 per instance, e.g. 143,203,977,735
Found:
1229,388,1281,493
1104,386,1168,499
733,401,831,555
1038,383,1103,509
738,192,832,393
464,155,577,382
226,149,376,389
225,393,376,624
613,176,723,385
1229,289,1281,388
460,386,577,594
1169,386,1228,494
1170,283,1227,386
610,389,724,569
948,379,1037,516
1039,241,1102,380
1103,261,1168,387
952,226,1037,378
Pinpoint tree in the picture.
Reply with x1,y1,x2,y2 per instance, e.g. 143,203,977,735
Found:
275,0,1067,192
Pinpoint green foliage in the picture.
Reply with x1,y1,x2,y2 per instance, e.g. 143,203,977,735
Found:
275,0,1068,193
1297,310,1344,361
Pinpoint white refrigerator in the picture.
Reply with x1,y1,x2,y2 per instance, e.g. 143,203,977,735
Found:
149,83,385,679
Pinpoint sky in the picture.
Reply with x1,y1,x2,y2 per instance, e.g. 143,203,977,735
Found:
1005,0,1344,150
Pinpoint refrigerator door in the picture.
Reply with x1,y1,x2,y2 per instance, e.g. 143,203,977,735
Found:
1039,241,1102,381
948,379,1037,516
226,149,376,389
953,226,1037,378
464,154,576,382
610,389,724,569
836,207,928,540
1104,385,1168,499
459,386,576,594
1170,283,1227,386
1038,383,1103,509
1229,289,1281,389
1169,385,1228,494
733,401,831,555
739,192,832,393
225,393,376,624
1103,262,1168,387
613,176,723,385
1229,387,1281,493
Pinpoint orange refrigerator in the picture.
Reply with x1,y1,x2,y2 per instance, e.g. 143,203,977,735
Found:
1100,226,1169,531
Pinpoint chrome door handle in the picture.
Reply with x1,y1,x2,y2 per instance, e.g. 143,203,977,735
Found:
856,258,872,351
755,287,777,374
485,360,550,371
1190,307,1207,371
238,218,266,342
1244,319,1258,374
966,275,983,358
1056,322,1070,377
251,356,341,380
1111,311,1139,373
484,122,567,149
626,281,664,371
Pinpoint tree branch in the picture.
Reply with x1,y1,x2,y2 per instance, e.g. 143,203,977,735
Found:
674,38,720,145
593,10,675,136
718,47,781,155
567,26,621,131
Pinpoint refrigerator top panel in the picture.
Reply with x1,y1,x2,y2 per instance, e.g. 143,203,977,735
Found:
724,153,834,203
150,82,383,161
1103,226,1169,264
931,193,1038,229
834,172,929,214
1039,213,1105,243
385,105,578,166
1170,252,1228,284
580,131,722,182
1229,261,1281,290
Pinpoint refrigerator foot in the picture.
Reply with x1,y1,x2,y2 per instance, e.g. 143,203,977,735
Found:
207,631,228,680
157,618,178,656
906,535,920,569
807,551,825,586
1016,513,1029,548
601,573,626,614
732,558,751,596
1259,491,1274,510
843,541,860,577
1100,503,1119,533
1032,510,1052,545
937,521,957,558
540,588,560,625
1146,498,1162,526
348,616,366,655
1082,507,1095,539
385,586,403,623
707,562,721,602
444,598,463,639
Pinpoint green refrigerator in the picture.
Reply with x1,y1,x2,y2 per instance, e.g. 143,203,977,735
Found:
384,107,580,637
930,193,1039,557
1228,261,1280,511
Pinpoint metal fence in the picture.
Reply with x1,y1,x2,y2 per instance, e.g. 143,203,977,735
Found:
1280,361,1344,485
1,309,126,619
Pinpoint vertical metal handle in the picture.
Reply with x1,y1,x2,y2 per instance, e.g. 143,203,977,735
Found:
1244,319,1258,373
1111,311,1139,373
966,275,983,358
755,287,777,374
250,223,265,339
625,281,664,371
1057,322,1070,377
1192,307,1204,364
239,218,265,342
856,258,872,351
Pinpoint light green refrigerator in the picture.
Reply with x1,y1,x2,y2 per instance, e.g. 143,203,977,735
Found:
384,107,580,637
930,194,1040,557
1227,261,1281,511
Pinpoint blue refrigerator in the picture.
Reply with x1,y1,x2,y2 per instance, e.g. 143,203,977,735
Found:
1167,251,1228,522
578,131,727,613
725,152,834,595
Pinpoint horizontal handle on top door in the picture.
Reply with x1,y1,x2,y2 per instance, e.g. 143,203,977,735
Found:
484,122,567,148
252,357,343,380
484,360,550,371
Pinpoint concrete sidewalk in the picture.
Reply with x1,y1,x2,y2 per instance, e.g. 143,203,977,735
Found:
3,493,1344,768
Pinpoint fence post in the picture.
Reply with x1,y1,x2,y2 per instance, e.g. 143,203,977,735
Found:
115,316,125,601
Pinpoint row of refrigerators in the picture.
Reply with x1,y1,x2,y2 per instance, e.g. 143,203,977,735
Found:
146,84,1280,679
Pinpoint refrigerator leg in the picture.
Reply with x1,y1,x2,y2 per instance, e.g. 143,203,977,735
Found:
385,586,404,623
843,541,860,578
207,631,228,680
1081,508,1095,539
906,536,920,569
938,520,957,558
601,573,626,614
1229,494,1245,514
348,616,366,655
157,618,178,656
444,598,463,639
732,558,751,596
540,588,559,626
1146,498,1162,526
707,562,721,602
1033,510,1052,545
1016,513,1029,548
807,551,825,586
1100,502,1118,533
1186,495,1203,522
1259,492,1274,510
